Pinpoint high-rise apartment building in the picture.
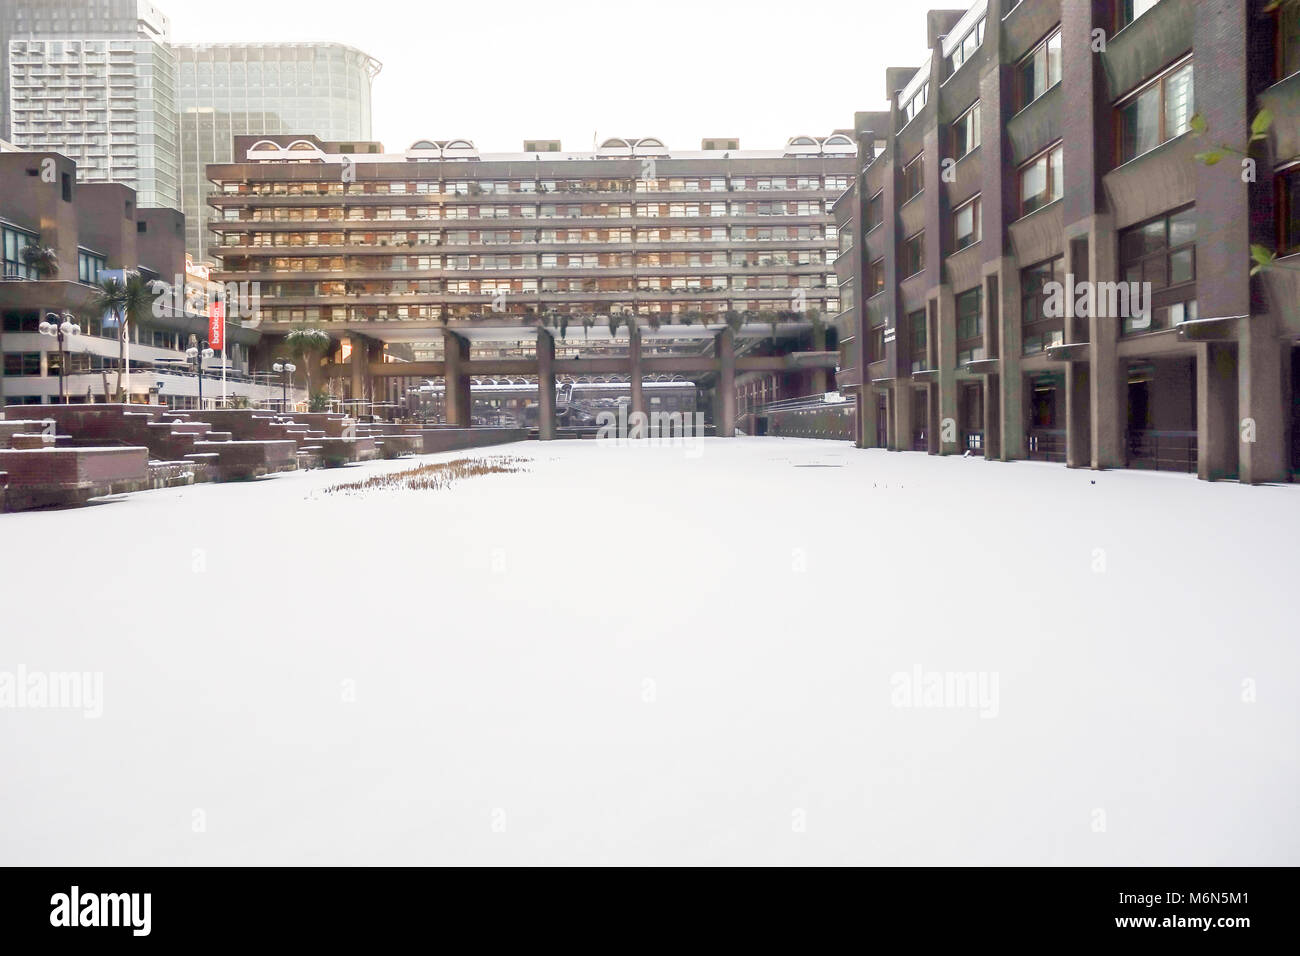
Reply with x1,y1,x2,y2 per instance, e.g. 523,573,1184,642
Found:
835,0,1300,484
1,1,171,139
3,1,178,207
3,2,380,256
175,43,381,264
207,134,854,430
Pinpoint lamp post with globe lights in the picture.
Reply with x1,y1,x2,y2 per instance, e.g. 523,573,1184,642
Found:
38,311,80,404
186,336,215,409
272,359,297,413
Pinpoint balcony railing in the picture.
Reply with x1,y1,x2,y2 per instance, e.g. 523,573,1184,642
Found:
1026,428,1067,462
1126,429,1197,473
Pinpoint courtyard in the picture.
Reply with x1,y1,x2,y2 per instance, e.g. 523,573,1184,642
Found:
1,438,1297,865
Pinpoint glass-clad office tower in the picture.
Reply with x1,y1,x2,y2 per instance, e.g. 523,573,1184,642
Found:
3,0,180,209
175,43,381,264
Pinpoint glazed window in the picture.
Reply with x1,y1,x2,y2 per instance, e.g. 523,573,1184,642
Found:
869,259,886,296
1119,0,1162,30
1117,60,1194,163
953,196,981,251
1017,27,1062,110
953,102,981,160
903,154,924,202
903,233,925,277
949,17,986,75
1019,143,1063,215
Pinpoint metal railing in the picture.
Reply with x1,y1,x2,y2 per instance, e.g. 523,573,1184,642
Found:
1126,429,1198,473
1026,428,1067,463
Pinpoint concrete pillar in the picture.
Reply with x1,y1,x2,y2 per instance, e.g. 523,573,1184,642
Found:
934,289,958,455
716,328,736,437
536,328,556,441
1197,342,1239,481
1238,315,1287,484
894,384,912,452
443,329,471,427
858,388,878,449
349,332,366,404
983,374,1001,459
996,259,1026,460
368,340,385,408
1065,362,1091,468
809,321,828,395
1087,216,1125,469
628,325,645,432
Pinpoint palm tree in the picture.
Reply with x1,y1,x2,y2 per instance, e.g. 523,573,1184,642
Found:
89,272,156,402
283,328,332,399
20,242,59,279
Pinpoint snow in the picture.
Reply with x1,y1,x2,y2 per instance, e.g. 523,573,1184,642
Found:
1,438,1298,865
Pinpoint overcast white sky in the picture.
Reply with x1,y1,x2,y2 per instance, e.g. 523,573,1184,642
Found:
164,0,942,152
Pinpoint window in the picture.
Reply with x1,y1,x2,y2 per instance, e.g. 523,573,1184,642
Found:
953,103,981,159
1019,143,1064,215
866,191,885,231
1118,61,1194,162
904,233,925,277
78,250,105,284
953,196,981,251
870,323,887,361
1279,0,1300,80
908,309,928,373
1017,28,1063,110
1119,0,1162,29
1119,206,1197,333
949,17,986,75
903,154,924,202
901,81,929,126
2,225,36,279
1021,256,1066,354
869,259,886,296
1279,168,1300,256
956,287,983,342
2,352,42,376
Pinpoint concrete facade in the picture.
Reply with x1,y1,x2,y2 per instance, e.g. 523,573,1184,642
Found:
835,0,1300,483
207,134,856,434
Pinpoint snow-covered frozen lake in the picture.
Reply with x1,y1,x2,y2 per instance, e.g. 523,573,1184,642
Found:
2,438,1297,865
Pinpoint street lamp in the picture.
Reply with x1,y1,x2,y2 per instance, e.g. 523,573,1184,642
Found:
272,359,296,412
186,337,215,410
38,311,80,404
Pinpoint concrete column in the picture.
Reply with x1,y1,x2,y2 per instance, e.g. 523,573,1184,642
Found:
1197,342,1239,481
1238,315,1287,484
442,329,471,427
716,328,736,437
1087,216,1125,469
858,388,877,449
628,325,645,432
996,259,1026,460
894,384,912,452
1065,362,1091,468
365,340,384,408
349,332,366,404
809,321,828,395
536,328,556,441
982,374,1001,460
934,289,958,455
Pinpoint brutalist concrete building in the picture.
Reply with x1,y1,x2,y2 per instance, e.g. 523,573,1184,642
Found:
834,0,1300,482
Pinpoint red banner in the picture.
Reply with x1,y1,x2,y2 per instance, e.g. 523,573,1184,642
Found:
208,301,225,351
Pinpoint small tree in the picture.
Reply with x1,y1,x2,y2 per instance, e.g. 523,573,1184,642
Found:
89,272,157,401
724,310,744,334
20,241,58,278
284,328,332,397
